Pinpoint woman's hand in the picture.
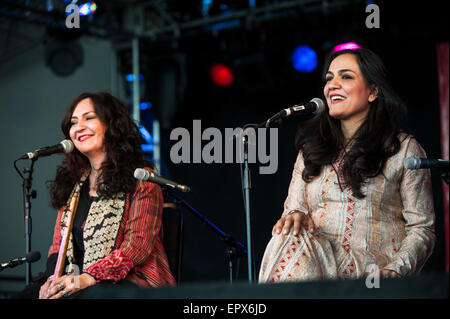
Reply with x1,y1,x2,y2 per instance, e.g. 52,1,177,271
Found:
39,273,96,299
272,211,317,236
39,275,55,299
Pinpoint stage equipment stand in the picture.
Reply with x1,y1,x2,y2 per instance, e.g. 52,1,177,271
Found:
14,157,37,286
236,115,301,284
236,120,280,284
238,128,256,284
168,191,247,284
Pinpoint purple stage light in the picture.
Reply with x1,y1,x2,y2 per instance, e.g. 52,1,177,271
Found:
331,42,362,53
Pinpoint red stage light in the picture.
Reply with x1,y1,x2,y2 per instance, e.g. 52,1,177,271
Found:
210,63,234,87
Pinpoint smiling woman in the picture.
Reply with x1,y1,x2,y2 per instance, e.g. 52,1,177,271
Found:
69,99,106,159
69,98,107,196
259,48,436,283
324,53,378,138
12,92,175,299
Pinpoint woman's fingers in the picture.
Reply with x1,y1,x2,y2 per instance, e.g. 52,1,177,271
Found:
39,280,51,299
44,275,71,299
281,217,293,235
272,216,289,234
39,275,61,299
272,212,311,236
292,215,302,236
272,216,291,235
272,218,284,235
47,282,61,298
49,288,69,299
306,216,316,233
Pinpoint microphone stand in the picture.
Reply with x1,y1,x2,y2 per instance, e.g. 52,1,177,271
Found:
239,129,255,284
236,120,277,284
233,107,318,283
167,190,247,284
14,158,37,286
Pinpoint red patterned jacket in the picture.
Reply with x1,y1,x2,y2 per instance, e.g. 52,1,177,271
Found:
48,179,176,288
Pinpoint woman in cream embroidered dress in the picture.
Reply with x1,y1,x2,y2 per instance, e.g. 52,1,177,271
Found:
259,48,436,282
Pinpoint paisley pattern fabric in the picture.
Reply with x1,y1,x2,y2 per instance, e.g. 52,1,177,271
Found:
59,171,126,272
82,195,126,269
259,134,436,282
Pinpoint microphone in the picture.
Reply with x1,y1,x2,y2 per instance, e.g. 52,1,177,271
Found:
264,98,325,127
404,157,449,171
0,251,41,271
134,168,191,192
20,139,74,160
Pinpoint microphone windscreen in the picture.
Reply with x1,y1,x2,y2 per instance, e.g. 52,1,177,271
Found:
134,168,148,180
60,139,74,154
404,157,419,170
26,251,41,263
311,98,325,114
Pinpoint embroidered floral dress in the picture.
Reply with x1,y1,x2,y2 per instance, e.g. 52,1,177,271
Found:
259,135,436,282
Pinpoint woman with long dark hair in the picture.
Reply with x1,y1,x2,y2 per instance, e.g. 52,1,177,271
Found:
14,92,175,299
259,48,436,282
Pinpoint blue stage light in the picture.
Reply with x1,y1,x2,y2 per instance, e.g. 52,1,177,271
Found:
141,144,154,152
291,45,318,73
46,0,54,12
126,74,144,82
139,125,154,144
202,0,212,16
140,102,152,110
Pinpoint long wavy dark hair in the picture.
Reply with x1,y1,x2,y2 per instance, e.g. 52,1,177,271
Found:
49,91,152,209
295,48,408,198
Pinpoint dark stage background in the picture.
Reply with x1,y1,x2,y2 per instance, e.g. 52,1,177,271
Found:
0,0,448,296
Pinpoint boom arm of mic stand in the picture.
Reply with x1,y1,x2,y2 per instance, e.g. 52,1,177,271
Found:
167,191,247,282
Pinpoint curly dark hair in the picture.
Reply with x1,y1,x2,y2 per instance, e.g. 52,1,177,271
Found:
295,48,408,198
49,91,153,209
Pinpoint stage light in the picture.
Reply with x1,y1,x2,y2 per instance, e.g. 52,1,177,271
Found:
291,45,318,73
202,0,213,16
331,42,361,53
210,63,234,87
139,125,154,144
78,2,97,16
126,74,144,82
46,0,54,11
141,144,154,152
140,102,152,110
